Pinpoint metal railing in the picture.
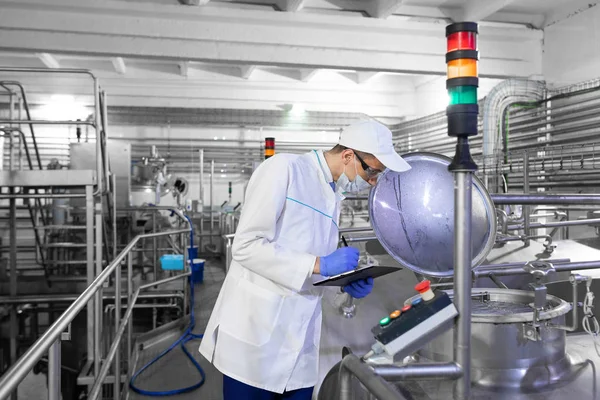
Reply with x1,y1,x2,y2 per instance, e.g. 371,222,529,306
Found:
0,226,191,400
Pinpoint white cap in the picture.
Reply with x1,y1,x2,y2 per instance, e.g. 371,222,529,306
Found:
338,120,411,172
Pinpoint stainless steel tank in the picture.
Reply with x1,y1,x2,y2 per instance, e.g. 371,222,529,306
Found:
369,152,496,278
417,288,575,390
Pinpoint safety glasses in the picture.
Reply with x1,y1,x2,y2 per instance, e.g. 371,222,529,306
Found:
354,152,382,179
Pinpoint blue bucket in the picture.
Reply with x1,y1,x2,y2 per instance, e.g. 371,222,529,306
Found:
190,258,205,284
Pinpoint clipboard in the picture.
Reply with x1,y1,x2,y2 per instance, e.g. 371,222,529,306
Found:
313,265,400,287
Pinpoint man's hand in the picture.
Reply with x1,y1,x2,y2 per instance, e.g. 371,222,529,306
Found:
317,247,360,276
343,277,374,299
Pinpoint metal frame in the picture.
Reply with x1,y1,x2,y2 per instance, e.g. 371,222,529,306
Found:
0,225,191,400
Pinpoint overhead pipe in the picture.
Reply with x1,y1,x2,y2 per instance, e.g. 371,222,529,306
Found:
473,260,600,278
482,79,545,188
492,193,600,205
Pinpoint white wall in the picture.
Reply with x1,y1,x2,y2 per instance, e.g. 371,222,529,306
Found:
544,5,600,88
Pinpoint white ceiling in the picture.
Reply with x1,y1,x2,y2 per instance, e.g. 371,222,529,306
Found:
0,0,596,120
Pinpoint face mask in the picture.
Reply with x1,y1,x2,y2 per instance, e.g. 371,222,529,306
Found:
337,156,372,194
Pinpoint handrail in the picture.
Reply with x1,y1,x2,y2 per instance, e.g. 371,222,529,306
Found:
0,227,191,400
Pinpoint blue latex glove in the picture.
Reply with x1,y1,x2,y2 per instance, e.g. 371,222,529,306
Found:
343,277,374,299
320,247,360,277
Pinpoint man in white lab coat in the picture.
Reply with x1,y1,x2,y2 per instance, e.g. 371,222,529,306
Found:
199,120,411,400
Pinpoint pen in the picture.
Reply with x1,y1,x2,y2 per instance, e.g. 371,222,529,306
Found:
341,235,348,247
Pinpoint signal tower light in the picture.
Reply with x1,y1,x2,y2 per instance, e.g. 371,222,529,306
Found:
446,22,479,140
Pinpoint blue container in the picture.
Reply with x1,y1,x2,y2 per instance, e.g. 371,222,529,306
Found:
191,258,205,284
160,254,184,271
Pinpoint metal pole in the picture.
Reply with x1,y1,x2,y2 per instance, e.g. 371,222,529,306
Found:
112,174,117,259
127,253,132,380
152,212,157,281
453,171,472,400
491,193,600,205
523,152,530,246
48,340,61,400
86,186,94,368
474,260,600,278
210,159,214,246
199,149,204,203
94,203,103,377
9,191,17,400
114,259,121,400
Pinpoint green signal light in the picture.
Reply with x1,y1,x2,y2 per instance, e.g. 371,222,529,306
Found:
448,85,478,105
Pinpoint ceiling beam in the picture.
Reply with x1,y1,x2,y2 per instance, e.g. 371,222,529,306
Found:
111,57,126,74
366,0,406,19
36,53,60,68
239,65,256,79
299,69,319,82
275,0,305,12
356,72,380,84
0,0,543,78
460,0,517,22
179,61,189,77
543,1,598,27
178,0,211,5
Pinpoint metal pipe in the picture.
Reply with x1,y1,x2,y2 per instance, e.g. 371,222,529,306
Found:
372,362,462,382
9,192,17,400
339,354,405,400
491,193,600,205
0,292,183,305
86,186,94,367
508,217,600,229
127,253,132,383
0,228,190,400
475,258,571,271
474,260,600,278
0,193,86,199
94,203,102,377
112,174,117,259
453,171,472,400
522,152,530,246
210,159,214,246
341,236,377,243
114,257,121,400
48,340,61,400
488,274,509,289
199,149,204,204
338,227,374,234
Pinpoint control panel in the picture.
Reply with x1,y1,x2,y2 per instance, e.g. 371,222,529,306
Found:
371,280,458,358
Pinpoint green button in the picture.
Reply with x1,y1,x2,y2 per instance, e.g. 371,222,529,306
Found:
379,316,391,327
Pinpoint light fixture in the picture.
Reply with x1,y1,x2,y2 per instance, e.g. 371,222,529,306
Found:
214,136,218,140
289,104,306,116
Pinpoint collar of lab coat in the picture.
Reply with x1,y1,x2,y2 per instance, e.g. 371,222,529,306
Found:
311,150,345,201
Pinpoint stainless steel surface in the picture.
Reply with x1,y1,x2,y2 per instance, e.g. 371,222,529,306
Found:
419,288,573,391
369,153,496,278
492,193,600,205
94,203,102,377
523,152,531,246
115,257,122,400
71,141,131,208
372,363,462,381
0,227,190,400
453,171,472,400
474,260,600,278
0,170,95,187
340,354,405,400
86,185,95,368
48,340,61,400
9,193,16,400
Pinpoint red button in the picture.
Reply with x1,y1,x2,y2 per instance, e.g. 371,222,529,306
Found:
401,305,411,312
415,280,431,293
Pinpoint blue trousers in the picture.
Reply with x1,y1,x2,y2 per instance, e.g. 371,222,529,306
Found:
223,375,313,400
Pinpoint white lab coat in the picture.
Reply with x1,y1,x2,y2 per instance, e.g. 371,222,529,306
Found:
199,150,341,393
